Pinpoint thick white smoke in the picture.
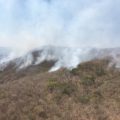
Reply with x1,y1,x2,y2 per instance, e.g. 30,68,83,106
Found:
0,0,120,71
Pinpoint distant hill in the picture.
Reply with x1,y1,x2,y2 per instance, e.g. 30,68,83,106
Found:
0,46,120,71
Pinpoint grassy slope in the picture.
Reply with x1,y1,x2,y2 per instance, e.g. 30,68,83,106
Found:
0,59,120,120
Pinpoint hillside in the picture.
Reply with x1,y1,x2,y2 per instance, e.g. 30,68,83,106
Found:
0,58,120,120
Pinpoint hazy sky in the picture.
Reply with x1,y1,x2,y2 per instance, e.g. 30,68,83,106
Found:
0,0,120,52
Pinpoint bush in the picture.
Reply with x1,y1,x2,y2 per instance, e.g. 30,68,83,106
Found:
47,79,75,96
96,67,105,76
71,68,79,75
91,91,103,103
47,79,60,92
81,75,95,86
78,95,90,104
0,89,6,99
59,83,75,95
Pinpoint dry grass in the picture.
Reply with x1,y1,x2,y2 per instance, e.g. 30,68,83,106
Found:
0,59,120,120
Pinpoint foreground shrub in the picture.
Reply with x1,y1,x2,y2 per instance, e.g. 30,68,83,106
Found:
96,67,105,76
81,75,95,86
78,95,90,104
47,79,75,96
71,68,79,75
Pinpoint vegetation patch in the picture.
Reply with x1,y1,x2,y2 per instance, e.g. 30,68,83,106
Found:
91,91,103,103
47,79,75,96
81,75,95,86
0,89,7,99
77,94,91,104
95,67,106,76
71,68,79,75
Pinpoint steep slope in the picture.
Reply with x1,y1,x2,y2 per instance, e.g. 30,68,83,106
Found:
0,58,120,120
0,47,120,71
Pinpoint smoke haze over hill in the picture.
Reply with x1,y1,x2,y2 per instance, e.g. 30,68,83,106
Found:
0,0,120,70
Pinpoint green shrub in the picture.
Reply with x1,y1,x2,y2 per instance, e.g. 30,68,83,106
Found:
59,83,75,95
96,67,105,76
78,95,90,104
0,90,6,99
81,75,95,86
47,79,59,92
92,91,103,103
47,79,75,96
71,68,79,75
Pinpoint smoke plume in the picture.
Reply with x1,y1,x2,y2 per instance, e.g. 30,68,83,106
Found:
0,0,120,71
